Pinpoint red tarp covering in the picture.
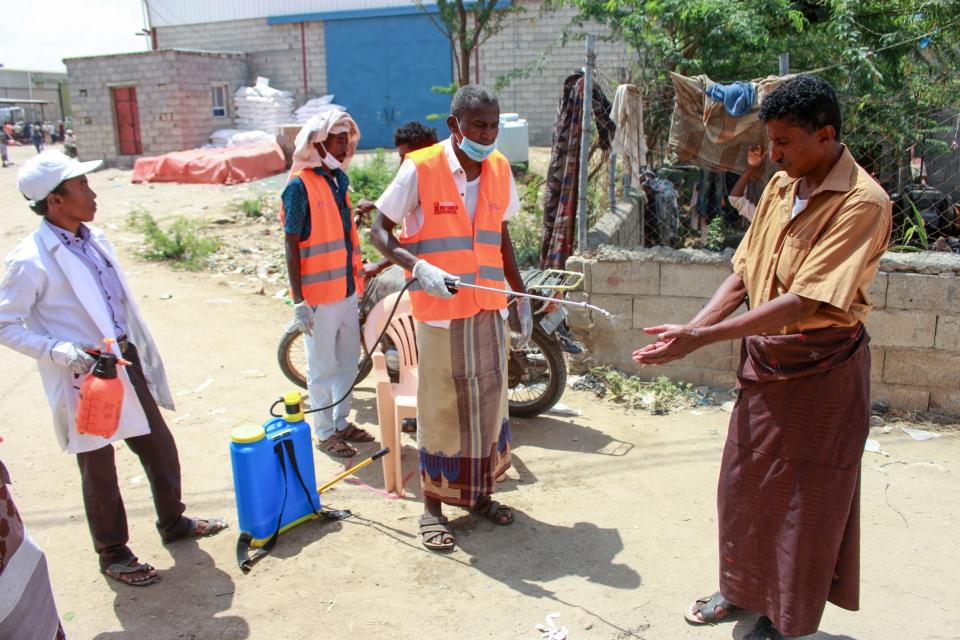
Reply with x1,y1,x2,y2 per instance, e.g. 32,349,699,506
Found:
131,142,286,185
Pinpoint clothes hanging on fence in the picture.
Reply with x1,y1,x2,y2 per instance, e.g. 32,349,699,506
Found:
642,176,680,246
611,84,647,190
669,72,787,173
540,71,616,269
706,81,756,117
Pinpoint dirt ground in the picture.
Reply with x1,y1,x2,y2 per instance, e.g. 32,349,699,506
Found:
0,143,957,640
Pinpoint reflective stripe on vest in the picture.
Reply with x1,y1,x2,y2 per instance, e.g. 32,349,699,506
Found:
399,143,510,321
291,169,362,306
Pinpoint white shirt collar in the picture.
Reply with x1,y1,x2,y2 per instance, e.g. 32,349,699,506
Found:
440,137,465,175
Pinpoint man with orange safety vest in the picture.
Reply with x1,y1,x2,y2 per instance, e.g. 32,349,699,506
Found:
370,85,533,551
282,111,376,458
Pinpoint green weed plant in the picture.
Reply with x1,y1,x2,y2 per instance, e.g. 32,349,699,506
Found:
229,193,274,219
127,208,220,270
587,367,698,414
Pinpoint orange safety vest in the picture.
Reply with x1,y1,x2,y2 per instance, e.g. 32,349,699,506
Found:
280,168,362,306
400,144,509,321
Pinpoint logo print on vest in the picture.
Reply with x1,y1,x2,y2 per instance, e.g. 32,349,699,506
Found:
433,201,458,215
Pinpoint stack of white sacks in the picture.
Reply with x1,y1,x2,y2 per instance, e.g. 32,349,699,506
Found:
234,77,295,133
293,95,346,123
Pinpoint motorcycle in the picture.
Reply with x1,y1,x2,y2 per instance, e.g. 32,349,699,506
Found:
276,267,580,418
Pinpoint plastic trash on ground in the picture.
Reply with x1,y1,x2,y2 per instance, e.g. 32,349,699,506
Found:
535,613,569,640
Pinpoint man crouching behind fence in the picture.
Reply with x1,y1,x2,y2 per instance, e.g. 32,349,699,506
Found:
370,85,533,552
633,75,892,639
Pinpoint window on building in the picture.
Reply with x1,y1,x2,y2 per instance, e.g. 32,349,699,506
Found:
212,85,229,118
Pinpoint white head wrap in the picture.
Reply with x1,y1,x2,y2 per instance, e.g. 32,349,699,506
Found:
289,110,361,179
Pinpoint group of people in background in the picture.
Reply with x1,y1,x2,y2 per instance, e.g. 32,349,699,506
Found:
1,120,76,168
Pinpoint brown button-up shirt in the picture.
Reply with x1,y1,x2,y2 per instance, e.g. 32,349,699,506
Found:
731,145,892,334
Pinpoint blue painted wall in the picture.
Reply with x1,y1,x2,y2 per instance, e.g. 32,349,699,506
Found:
324,13,452,149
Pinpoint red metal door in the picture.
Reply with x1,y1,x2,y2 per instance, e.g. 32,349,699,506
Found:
112,87,142,155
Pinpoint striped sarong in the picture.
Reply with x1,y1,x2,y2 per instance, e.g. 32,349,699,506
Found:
415,310,512,507
0,461,64,640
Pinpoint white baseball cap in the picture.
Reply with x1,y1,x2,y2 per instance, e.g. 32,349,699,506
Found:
17,150,102,202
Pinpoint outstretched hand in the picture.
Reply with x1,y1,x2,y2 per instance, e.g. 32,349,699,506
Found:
747,145,764,169
632,324,707,365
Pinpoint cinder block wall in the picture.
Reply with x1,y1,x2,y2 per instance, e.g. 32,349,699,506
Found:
566,249,960,416
169,53,250,151
479,1,633,145
155,19,326,105
66,51,248,165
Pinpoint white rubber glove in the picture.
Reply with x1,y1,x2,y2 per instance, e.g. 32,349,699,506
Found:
515,298,534,348
412,259,456,299
50,341,97,376
293,301,315,336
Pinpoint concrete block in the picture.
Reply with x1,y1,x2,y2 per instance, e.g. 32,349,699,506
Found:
590,294,634,332
870,346,884,384
586,327,648,370
867,271,887,309
935,315,960,352
929,388,960,416
882,348,960,386
659,262,731,298
564,256,592,291
592,260,659,295
864,309,936,348
886,272,960,313
871,383,930,412
566,291,590,330
633,296,708,330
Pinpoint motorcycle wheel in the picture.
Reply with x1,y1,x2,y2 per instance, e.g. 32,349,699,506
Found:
507,327,567,418
277,328,373,391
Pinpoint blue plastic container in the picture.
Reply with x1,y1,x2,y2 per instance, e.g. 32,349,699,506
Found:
230,392,320,547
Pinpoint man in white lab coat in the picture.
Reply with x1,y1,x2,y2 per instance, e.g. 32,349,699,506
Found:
0,151,226,587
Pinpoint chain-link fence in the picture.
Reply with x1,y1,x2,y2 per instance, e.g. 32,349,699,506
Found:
587,70,960,252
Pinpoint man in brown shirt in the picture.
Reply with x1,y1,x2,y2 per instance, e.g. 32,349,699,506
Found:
634,75,891,639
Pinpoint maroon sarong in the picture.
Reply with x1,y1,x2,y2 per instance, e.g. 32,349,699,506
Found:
718,325,870,637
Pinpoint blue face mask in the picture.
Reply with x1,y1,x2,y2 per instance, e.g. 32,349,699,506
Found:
455,119,496,162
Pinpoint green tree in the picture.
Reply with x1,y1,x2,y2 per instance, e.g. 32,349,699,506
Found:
415,0,525,86
563,0,959,183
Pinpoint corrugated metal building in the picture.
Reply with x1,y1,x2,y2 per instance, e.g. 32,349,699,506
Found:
67,1,630,163
0,68,69,123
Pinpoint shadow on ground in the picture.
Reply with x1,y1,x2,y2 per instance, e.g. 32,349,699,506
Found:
730,615,859,639
93,539,248,640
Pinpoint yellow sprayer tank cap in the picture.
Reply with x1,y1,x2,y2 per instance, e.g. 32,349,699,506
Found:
283,391,304,423
231,424,266,444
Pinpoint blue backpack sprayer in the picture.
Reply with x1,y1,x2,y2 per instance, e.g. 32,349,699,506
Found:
230,391,388,572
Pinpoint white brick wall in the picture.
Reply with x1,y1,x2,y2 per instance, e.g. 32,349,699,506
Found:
155,18,327,105
567,251,960,416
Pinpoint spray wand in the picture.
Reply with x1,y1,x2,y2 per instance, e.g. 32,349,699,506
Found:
444,277,613,319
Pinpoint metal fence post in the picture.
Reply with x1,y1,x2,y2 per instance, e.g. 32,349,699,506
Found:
779,52,790,75
608,153,617,216
577,35,595,253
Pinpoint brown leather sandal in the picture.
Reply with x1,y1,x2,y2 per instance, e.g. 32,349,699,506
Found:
684,592,739,624
316,435,357,458
471,495,514,525
339,423,375,443
103,560,160,587
419,514,455,551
